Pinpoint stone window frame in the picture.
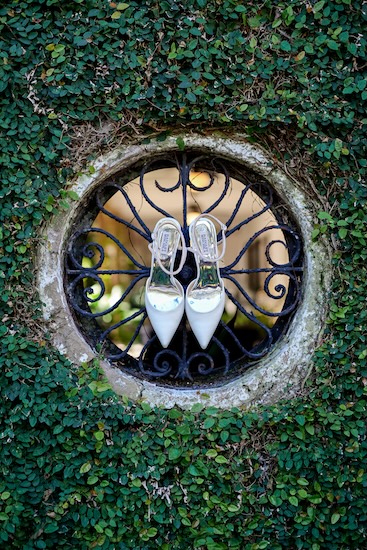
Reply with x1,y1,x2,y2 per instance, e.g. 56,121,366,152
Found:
37,134,331,409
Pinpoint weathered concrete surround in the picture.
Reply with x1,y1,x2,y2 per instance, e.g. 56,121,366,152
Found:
37,134,332,409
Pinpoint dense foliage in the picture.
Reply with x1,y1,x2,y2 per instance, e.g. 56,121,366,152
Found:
0,0,366,548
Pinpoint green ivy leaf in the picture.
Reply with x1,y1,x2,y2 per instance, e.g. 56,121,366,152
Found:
206,449,218,458
188,464,201,476
87,476,99,485
295,415,305,426
203,417,215,429
215,455,228,464
289,496,299,506
80,462,92,474
331,513,341,524
297,478,309,486
305,424,315,435
314,1,325,12
168,448,182,460
280,40,291,52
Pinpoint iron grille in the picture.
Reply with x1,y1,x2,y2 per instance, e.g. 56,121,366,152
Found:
65,152,303,387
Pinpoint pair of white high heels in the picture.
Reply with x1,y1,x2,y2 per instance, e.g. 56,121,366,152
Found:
145,215,226,349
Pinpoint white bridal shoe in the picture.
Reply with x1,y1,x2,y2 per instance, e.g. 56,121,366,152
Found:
145,218,186,348
186,214,226,349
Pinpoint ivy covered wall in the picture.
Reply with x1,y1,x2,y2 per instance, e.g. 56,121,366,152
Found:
0,0,366,548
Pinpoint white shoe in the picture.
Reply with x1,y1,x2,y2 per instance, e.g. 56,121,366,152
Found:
186,214,226,349
145,218,187,348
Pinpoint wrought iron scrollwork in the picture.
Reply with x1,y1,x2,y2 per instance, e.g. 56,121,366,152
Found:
65,153,303,386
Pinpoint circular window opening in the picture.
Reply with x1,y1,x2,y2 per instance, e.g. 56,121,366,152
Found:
65,152,303,388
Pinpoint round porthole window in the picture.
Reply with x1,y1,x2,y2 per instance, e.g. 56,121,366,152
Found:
65,152,302,387
38,135,331,408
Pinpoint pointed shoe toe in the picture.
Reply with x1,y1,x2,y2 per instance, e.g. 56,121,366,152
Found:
145,282,185,348
185,280,225,349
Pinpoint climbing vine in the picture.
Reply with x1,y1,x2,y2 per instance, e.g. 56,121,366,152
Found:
0,0,366,548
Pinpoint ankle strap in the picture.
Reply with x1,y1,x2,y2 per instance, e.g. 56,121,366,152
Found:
188,213,227,262
149,219,187,276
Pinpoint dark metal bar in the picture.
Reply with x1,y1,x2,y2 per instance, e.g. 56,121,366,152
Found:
96,182,151,239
